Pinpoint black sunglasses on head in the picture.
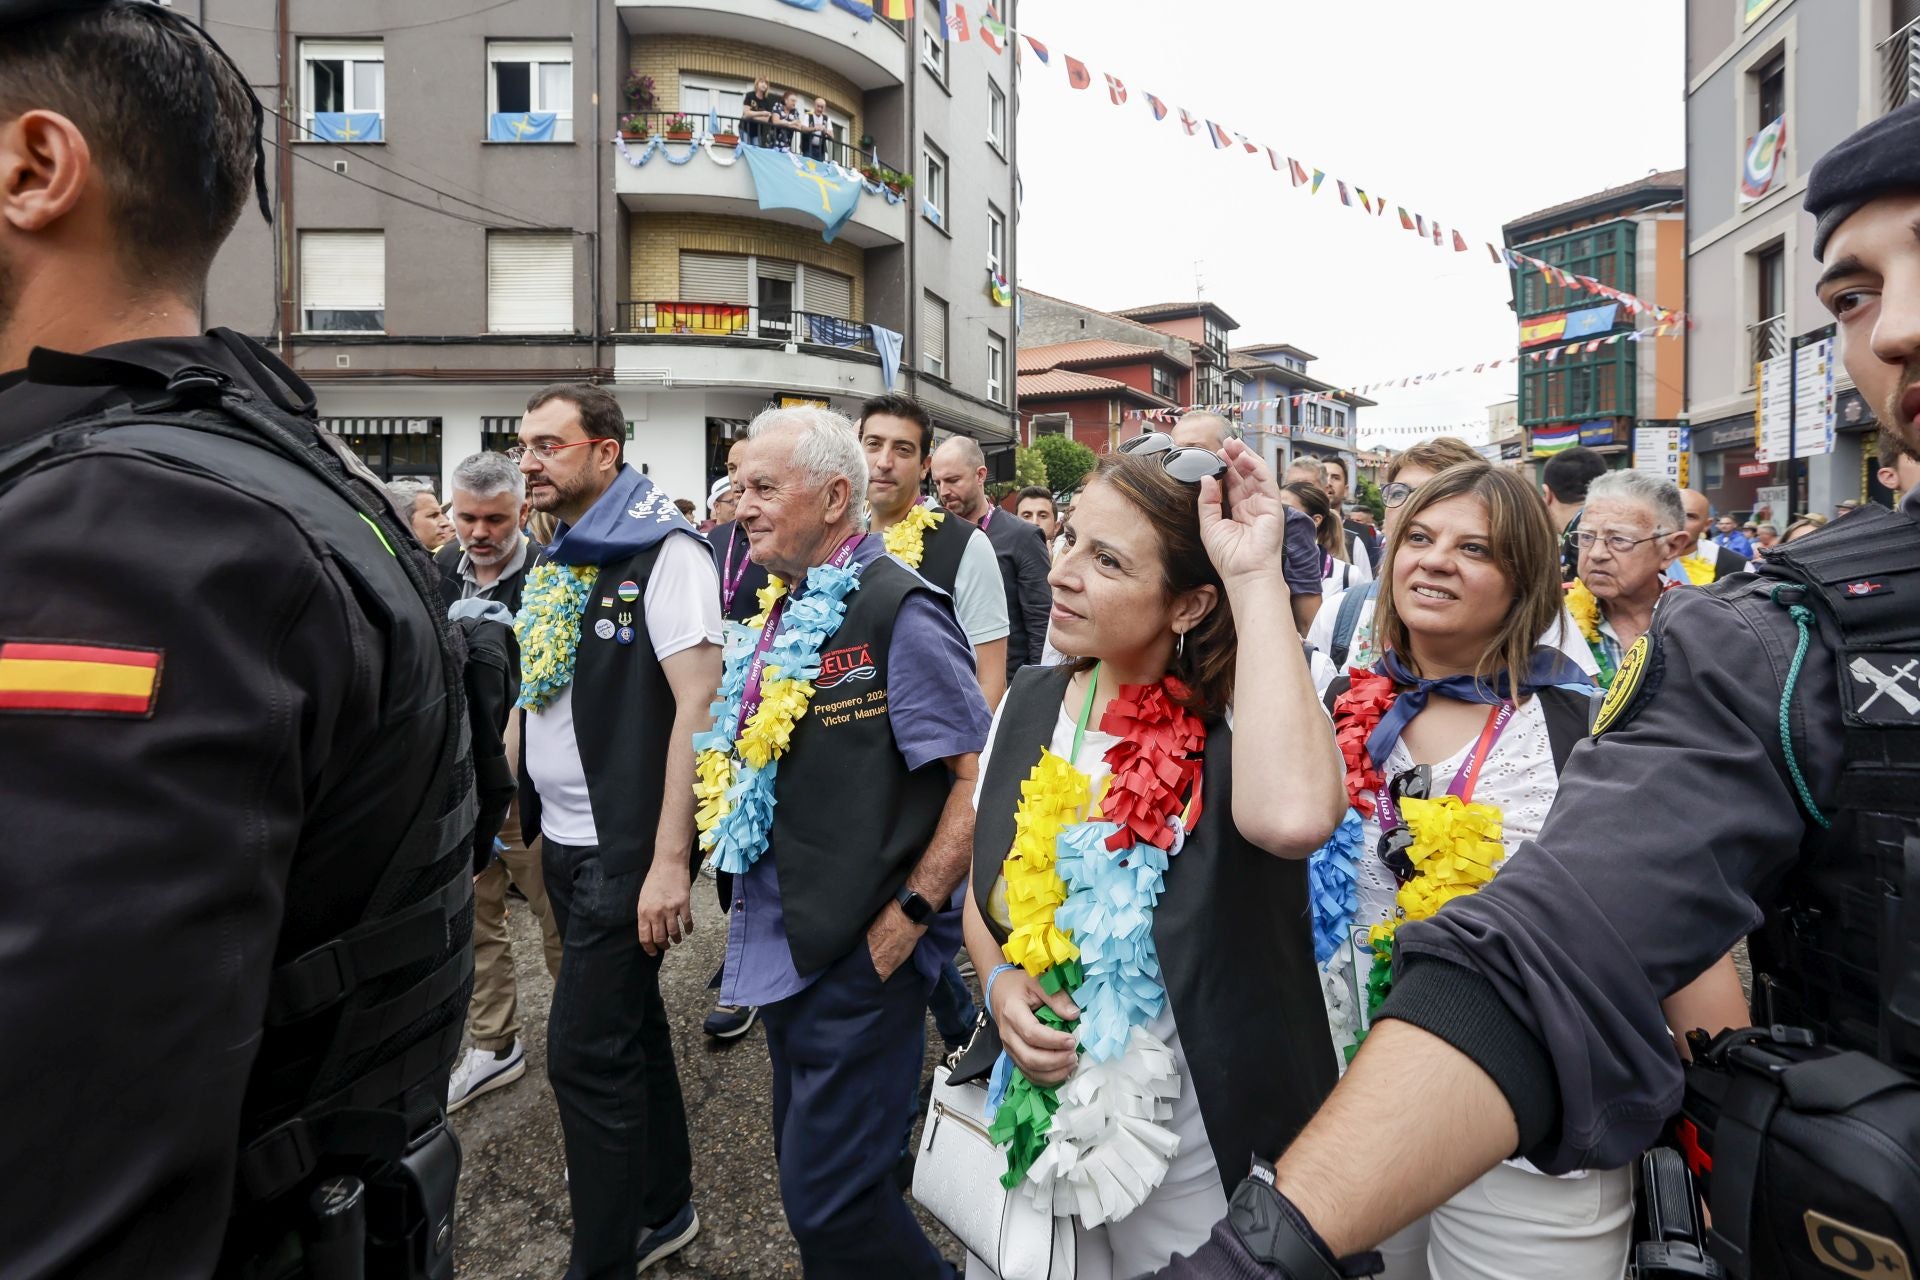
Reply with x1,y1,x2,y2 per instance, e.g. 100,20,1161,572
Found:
1118,431,1230,483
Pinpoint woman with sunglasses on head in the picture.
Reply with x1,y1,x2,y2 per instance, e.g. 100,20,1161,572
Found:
1310,462,1747,1279
958,437,1343,1278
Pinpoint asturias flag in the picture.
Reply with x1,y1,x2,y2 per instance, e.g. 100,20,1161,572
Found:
488,112,556,142
741,146,864,243
312,112,383,143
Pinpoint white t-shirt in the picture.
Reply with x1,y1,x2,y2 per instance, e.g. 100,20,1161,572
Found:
524,535,724,845
951,525,1012,645
1306,588,1599,695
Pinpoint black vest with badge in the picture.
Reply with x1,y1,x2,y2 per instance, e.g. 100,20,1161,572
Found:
910,502,973,596
768,553,952,976
0,344,474,1279
518,540,681,879
1680,503,1920,1280
968,664,1338,1198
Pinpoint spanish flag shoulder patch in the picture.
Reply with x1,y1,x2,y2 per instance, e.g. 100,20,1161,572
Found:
0,640,163,717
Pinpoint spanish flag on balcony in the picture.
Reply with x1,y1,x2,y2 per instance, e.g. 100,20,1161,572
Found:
877,0,912,15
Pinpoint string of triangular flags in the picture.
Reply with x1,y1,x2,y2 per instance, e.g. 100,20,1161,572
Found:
1124,319,1686,423
821,0,1693,328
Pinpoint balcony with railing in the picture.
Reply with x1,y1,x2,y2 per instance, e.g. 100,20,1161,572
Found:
616,300,878,355
612,114,908,249
1879,16,1920,114
618,0,908,90
1750,313,1787,369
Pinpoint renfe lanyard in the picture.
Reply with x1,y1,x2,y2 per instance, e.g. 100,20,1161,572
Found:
979,505,995,532
721,526,752,615
734,533,863,737
1373,700,1515,833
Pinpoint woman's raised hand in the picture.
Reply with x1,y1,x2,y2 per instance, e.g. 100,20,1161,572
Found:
1198,438,1287,588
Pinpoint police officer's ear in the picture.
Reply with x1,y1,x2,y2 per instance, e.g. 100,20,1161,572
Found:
0,109,92,235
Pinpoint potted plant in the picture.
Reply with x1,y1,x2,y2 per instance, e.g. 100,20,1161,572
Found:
857,162,882,186
617,113,649,140
663,112,694,142
623,72,657,111
712,121,740,147
881,167,913,195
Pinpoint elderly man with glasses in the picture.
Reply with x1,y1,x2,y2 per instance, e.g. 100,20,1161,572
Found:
1563,471,1691,688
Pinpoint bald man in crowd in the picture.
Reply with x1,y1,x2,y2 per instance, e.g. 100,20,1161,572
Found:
931,435,1052,681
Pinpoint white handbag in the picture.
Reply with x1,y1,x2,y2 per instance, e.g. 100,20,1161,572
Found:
913,1053,1077,1280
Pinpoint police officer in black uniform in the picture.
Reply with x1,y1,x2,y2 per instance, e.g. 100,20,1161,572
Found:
1147,105,1920,1280
0,4,473,1276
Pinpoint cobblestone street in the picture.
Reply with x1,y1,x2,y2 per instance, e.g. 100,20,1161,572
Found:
450,872,965,1278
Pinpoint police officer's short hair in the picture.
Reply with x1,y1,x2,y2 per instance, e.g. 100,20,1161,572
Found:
0,4,256,293
1016,484,1056,513
451,452,525,501
1541,447,1609,504
1585,469,1685,533
525,383,626,464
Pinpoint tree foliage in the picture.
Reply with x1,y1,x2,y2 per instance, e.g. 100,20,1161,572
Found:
1030,434,1098,496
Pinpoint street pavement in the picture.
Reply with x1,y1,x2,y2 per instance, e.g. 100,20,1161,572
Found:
451,869,967,1277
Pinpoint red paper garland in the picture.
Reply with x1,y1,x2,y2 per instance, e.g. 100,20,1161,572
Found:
1332,668,1395,816
1096,677,1206,852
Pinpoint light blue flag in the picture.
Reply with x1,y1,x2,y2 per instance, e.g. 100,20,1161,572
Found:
871,325,903,389
831,0,876,18
778,0,828,8
488,112,557,142
708,105,722,137
312,112,383,143
1561,303,1620,341
741,146,863,243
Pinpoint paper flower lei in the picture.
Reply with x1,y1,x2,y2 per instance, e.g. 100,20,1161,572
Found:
515,562,600,711
987,679,1205,1227
691,563,862,874
882,501,943,568
1564,579,1615,688
1312,671,1508,1057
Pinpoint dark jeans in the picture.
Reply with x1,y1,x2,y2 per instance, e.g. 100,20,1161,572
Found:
928,955,978,1046
543,839,694,1280
761,939,947,1279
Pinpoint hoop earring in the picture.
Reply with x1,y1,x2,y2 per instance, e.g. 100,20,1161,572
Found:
1175,630,1185,661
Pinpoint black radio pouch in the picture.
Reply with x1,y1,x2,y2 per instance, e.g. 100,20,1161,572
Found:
1679,1026,1920,1280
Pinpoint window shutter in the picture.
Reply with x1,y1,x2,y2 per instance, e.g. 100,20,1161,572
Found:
679,252,750,303
757,258,798,284
301,231,384,310
802,266,852,318
487,232,572,333
921,293,947,370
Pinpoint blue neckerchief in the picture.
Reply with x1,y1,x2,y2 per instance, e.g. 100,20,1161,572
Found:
545,465,704,567
1366,646,1594,768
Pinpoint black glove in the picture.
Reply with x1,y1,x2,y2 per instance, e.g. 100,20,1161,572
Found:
1142,1161,1382,1280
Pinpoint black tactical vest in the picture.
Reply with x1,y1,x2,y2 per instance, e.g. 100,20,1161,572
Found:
0,367,475,1278
1752,503,1920,1072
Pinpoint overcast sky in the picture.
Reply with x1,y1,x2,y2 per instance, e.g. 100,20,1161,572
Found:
1007,0,1684,446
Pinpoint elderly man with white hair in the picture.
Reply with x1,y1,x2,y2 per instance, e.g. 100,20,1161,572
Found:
703,405,991,1277
1564,470,1691,687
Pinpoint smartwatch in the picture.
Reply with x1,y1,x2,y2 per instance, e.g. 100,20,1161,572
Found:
894,885,935,924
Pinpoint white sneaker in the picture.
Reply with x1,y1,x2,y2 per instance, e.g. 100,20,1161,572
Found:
447,1040,526,1112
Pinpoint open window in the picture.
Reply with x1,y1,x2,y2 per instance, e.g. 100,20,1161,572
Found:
488,42,573,142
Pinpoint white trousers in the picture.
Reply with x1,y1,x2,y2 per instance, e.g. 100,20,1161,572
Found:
1375,1161,1633,1280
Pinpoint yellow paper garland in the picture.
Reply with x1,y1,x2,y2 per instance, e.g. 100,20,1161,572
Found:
883,503,944,569
1565,578,1602,648
1001,749,1092,976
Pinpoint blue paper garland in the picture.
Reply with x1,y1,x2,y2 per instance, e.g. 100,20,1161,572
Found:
1053,820,1175,1063
1307,807,1364,965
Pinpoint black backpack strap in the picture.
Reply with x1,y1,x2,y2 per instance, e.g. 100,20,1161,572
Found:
1324,674,1352,716
1536,685,1593,774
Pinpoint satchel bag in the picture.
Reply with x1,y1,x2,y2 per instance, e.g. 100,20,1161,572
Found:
912,1016,1076,1280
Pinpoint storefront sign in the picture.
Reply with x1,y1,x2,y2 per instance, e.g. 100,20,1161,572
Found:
778,395,830,410
1695,416,1759,452
1754,484,1788,516
1737,461,1771,478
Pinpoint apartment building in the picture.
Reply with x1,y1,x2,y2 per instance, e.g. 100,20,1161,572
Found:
195,0,1019,502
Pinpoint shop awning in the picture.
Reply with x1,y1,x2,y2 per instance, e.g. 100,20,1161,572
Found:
322,416,441,437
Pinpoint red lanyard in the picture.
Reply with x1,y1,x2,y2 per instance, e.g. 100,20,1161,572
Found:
1373,700,1514,831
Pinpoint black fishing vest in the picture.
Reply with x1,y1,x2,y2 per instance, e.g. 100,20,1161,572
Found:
769,555,952,975
519,539,680,879
971,665,1338,1197
1752,504,1920,1072
911,503,973,596
0,372,475,1274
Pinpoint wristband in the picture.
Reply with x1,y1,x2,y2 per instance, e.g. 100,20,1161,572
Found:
984,962,1019,1009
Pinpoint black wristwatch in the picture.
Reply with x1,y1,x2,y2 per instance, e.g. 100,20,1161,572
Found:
894,885,935,924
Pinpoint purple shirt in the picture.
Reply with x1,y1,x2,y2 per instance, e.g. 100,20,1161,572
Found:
720,534,991,1007
1282,507,1323,597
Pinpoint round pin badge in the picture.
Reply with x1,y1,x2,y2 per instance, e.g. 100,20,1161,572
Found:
617,580,640,603
616,626,636,645
594,618,617,640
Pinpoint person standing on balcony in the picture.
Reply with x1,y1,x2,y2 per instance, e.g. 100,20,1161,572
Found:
860,394,1011,708
772,89,801,153
802,95,832,163
740,76,778,147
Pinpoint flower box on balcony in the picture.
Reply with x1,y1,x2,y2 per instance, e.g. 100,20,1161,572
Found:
663,114,695,143
712,131,739,148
